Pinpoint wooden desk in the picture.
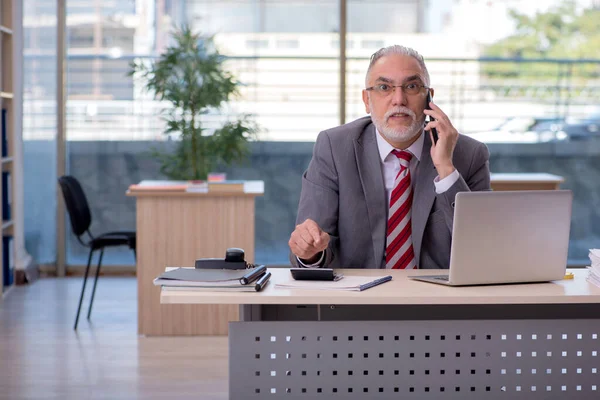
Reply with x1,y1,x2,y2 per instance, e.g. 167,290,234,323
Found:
162,269,600,399
128,186,262,336
490,173,564,191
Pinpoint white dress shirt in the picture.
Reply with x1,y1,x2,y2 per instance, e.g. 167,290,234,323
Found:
375,129,459,206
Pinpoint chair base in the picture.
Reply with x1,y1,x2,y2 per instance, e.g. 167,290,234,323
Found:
73,247,136,330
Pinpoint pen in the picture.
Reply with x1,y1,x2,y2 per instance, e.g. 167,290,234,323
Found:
239,265,267,285
254,272,271,292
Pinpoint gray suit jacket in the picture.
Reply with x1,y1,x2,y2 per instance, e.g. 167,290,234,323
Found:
290,116,491,269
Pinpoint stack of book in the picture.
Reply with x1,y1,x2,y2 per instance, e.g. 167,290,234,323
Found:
128,180,190,192
154,265,271,292
588,249,600,288
128,180,205,192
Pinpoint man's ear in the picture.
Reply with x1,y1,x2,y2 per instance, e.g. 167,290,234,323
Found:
430,88,434,99
362,90,370,114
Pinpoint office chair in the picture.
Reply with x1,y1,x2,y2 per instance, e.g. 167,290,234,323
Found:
58,175,136,330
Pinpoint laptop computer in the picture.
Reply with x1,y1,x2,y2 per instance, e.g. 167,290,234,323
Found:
409,190,572,286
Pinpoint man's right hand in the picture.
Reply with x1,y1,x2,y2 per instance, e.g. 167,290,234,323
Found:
289,218,330,263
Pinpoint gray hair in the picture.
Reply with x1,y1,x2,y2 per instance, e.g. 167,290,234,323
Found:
365,45,430,87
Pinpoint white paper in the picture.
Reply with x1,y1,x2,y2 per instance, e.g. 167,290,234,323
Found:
589,249,600,266
586,249,600,288
274,275,389,291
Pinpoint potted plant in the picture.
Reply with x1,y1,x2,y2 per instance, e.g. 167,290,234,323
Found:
129,26,258,181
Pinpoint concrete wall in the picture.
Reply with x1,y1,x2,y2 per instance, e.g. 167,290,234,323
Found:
24,139,600,266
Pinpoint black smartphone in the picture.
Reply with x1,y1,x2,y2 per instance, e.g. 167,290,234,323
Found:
290,268,338,281
426,91,438,144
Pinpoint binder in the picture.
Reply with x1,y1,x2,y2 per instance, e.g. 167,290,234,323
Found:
153,266,269,291
2,171,10,221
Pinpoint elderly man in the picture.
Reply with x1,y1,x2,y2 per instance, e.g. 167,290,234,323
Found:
289,45,490,269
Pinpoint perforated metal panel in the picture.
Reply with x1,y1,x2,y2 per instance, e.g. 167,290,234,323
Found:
229,320,600,399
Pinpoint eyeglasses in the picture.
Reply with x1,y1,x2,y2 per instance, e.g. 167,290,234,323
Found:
365,83,429,96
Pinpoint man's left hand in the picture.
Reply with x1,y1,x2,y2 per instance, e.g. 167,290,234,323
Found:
424,101,458,180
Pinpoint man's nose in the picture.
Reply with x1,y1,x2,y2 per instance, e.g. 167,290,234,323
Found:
391,86,407,106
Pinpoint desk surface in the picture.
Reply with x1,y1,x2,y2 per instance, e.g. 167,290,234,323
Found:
160,268,599,306
126,180,264,197
126,190,263,197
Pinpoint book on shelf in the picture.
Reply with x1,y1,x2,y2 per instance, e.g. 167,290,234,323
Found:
2,235,13,287
2,171,10,221
1,109,7,158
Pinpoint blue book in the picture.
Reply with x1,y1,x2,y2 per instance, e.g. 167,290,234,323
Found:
2,235,13,287
2,171,10,221
1,109,7,157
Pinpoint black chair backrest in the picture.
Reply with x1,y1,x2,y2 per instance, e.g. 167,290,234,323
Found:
58,175,92,237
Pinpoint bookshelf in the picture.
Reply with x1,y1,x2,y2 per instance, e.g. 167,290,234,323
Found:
1,0,16,296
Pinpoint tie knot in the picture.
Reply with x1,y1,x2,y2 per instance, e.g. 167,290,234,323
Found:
392,149,412,168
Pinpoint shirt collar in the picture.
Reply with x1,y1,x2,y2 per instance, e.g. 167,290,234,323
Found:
375,127,424,163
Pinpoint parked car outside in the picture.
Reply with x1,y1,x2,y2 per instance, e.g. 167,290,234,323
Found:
466,116,565,143
539,116,600,141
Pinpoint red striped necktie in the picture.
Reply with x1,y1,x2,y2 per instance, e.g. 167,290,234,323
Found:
385,150,416,269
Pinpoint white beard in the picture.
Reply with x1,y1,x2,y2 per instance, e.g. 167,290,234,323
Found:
370,103,424,144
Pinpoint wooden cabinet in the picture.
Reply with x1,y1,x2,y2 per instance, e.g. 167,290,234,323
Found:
127,188,263,335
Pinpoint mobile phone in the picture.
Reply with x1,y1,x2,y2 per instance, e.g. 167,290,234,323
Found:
290,268,337,281
426,91,438,144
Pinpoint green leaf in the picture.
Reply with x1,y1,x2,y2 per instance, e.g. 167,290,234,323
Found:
482,1,599,81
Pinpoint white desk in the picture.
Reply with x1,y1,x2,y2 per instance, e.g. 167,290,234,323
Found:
162,269,600,399
161,268,598,306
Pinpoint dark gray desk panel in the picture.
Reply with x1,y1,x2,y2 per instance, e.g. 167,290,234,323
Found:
255,304,600,321
230,319,600,399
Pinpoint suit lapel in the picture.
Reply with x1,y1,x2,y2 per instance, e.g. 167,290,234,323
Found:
411,132,438,267
354,125,387,269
